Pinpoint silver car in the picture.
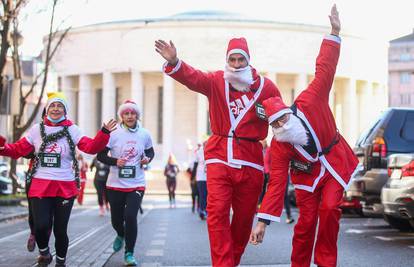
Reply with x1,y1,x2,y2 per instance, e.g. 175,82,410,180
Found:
381,153,414,231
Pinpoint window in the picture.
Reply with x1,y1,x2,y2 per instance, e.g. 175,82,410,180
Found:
400,72,411,84
401,112,414,141
157,86,163,144
400,53,412,62
400,94,411,105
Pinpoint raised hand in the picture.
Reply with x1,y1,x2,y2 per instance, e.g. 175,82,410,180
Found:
155,40,178,65
103,119,117,132
329,4,341,36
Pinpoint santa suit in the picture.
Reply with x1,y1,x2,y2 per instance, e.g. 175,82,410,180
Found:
258,36,359,267
164,48,280,266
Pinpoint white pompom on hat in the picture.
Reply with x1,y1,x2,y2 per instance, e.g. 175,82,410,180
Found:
117,99,140,119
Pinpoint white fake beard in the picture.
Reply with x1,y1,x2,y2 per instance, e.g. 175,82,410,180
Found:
272,114,309,146
223,64,254,92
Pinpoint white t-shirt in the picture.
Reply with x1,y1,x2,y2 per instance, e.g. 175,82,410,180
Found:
195,146,207,182
25,123,83,181
106,124,153,188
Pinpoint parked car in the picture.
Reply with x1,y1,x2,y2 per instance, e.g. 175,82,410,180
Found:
340,163,365,216
0,164,12,195
381,153,414,231
352,108,414,216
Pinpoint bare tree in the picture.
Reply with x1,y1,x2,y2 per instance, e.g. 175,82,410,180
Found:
8,0,71,193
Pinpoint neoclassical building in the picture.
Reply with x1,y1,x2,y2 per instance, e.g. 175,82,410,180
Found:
50,11,388,168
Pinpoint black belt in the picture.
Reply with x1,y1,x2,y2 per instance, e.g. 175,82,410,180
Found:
215,131,259,144
318,130,340,157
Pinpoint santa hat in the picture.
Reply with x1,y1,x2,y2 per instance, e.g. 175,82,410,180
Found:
46,91,68,114
226,37,250,63
117,99,140,118
262,96,292,124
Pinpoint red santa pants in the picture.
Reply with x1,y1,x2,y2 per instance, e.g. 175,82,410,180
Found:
292,175,344,267
206,163,263,267
77,181,86,205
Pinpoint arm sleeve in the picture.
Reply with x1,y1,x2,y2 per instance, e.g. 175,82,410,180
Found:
164,60,214,97
144,147,155,163
0,137,35,160
77,127,110,154
97,147,118,166
302,35,341,102
257,141,291,222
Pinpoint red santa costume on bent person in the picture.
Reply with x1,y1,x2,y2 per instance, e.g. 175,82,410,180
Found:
164,38,281,267
257,35,359,267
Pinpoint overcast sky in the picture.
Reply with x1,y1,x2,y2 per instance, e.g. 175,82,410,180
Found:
18,0,414,57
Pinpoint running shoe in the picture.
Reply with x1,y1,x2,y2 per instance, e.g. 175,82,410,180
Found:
37,252,53,267
124,252,137,266
27,233,36,252
113,235,124,252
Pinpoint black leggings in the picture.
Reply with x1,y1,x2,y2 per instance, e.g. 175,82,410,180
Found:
166,178,176,202
30,197,74,258
94,179,108,206
107,189,144,253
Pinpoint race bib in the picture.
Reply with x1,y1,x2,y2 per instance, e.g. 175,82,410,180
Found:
290,159,312,174
39,153,61,168
118,166,136,179
255,103,267,120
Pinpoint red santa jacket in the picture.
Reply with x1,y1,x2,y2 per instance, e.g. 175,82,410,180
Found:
257,35,359,222
164,62,280,171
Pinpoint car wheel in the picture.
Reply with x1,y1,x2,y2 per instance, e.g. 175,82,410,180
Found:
383,214,413,232
356,208,365,217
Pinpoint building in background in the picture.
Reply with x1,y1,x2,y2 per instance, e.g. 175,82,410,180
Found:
389,29,414,107
49,11,389,168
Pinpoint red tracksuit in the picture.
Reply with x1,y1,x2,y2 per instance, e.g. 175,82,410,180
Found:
258,36,359,267
165,61,280,266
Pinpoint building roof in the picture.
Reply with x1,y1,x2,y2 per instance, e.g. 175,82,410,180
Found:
83,10,324,30
390,30,414,43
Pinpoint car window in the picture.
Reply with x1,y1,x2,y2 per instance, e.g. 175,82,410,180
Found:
401,111,414,141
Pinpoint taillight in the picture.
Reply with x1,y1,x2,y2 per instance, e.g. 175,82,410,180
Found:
401,160,414,178
372,137,387,158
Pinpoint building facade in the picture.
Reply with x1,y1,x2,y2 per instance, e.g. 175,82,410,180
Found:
389,30,414,107
49,11,389,168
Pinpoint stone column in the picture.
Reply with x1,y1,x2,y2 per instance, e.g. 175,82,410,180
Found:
294,73,307,98
343,78,358,145
78,74,94,137
197,94,208,142
162,74,174,162
102,71,116,122
131,70,144,119
61,76,77,121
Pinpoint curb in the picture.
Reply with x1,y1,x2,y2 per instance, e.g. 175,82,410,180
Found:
0,210,28,223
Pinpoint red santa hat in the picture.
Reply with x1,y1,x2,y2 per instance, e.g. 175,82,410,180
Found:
226,37,250,63
117,100,140,119
263,96,292,124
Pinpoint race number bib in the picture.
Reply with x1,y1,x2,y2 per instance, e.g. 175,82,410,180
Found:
118,166,136,179
39,153,61,168
255,103,267,120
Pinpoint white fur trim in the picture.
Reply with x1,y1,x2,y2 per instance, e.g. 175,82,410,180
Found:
268,108,293,124
227,49,250,63
205,159,242,169
117,102,140,118
257,213,281,222
324,34,341,44
163,59,182,75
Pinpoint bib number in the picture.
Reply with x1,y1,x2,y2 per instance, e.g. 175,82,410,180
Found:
118,166,136,179
39,153,61,168
290,159,312,174
255,103,267,120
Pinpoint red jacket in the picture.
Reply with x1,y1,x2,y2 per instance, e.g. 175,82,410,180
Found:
164,62,280,170
258,36,359,222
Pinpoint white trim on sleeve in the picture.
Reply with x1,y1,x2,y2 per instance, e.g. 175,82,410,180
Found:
257,213,281,222
163,60,182,75
324,34,341,44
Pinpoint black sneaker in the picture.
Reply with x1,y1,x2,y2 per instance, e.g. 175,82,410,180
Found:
55,256,66,267
37,253,53,267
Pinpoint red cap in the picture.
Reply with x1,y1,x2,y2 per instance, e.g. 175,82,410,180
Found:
262,96,292,124
226,37,250,63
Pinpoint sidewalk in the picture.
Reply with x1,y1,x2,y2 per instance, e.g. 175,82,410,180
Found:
0,202,28,222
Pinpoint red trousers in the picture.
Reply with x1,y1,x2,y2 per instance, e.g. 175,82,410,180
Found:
292,175,344,267
77,181,86,205
206,163,263,267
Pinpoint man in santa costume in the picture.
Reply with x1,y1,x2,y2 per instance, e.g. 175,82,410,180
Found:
250,5,358,267
155,33,281,266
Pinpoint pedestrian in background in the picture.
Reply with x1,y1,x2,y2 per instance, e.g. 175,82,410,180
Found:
164,154,179,208
76,153,88,205
193,142,207,220
90,156,110,216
